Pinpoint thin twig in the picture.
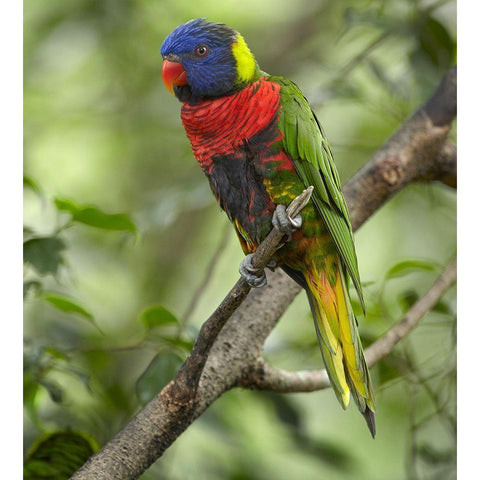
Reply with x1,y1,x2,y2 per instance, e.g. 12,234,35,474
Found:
365,257,456,365
247,257,456,393
182,220,231,325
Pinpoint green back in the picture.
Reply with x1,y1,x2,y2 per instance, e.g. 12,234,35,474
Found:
269,76,365,311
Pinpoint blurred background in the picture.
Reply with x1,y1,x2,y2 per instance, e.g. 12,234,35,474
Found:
23,0,456,479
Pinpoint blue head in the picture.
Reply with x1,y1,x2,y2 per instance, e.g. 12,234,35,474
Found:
161,19,260,102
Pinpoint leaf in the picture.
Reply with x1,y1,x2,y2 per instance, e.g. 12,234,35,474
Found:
24,237,66,275
24,175,42,195
431,299,453,316
157,335,194,351
417,15,456,69
42,293,96,327
141,305,179,330
24,431,99,480
398,289,420,311
135,353,183,404
54,198,137,233
385,259,440,280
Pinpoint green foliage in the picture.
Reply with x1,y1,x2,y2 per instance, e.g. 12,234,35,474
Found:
24,237,66,276
24,343,91,427
24,175,42,195
23,431,99,480
42,292,97,326
141,304,180,329
24,1,456,479
384,258,441,280
55,198,137,234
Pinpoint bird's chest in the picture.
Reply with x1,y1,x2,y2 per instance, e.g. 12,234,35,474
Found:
181,80,297,243
181,79,282,173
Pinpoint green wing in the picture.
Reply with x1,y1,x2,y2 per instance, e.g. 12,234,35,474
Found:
271,76,365,311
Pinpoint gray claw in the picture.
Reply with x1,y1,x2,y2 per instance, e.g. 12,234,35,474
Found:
289,214,302,229
272,204,302,241
239,253,267,288
266,259,277,271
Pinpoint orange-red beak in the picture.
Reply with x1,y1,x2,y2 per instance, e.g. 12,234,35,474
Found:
162,59,187,94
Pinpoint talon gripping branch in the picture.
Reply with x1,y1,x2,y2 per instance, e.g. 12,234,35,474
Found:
161,19,376,436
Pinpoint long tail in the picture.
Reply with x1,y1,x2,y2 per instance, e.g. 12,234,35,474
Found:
303,256,376,437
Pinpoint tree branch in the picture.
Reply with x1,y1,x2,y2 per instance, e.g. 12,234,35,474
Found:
72,188,313,480
343,66,456,230
72,67,456,480
244,257,456,393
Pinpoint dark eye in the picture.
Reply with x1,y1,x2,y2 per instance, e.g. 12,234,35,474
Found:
194,44,209,57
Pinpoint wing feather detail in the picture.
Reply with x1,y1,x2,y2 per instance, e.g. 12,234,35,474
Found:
270,76,365,311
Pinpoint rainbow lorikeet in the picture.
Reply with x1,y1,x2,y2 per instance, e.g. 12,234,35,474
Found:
161,19,376,436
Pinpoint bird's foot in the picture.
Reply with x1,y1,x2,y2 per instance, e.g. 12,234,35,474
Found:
239,253,267,288
272,204,303,241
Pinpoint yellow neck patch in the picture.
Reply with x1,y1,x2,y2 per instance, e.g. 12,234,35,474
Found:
231,34,257,83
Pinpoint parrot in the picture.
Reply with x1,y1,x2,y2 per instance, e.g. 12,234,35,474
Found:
160,19,376,437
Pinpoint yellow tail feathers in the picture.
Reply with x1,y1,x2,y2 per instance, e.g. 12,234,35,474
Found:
304,257,376,436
